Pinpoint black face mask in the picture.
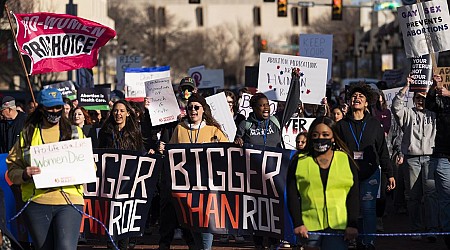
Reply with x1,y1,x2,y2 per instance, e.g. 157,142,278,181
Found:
312,138,333,153
43,109,63,124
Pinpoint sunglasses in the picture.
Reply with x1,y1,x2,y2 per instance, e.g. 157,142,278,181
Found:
187,105,202,111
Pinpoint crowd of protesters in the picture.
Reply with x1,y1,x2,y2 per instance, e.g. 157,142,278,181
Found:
1,72,450,250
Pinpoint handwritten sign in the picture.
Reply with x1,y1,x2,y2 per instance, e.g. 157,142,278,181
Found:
144,77,179,126
238,93,278,118
299,34,333,83
205,92,237,141
125,66,170,102
281,117,314,150
382,87,414,110
258,52,328,104
116,55,142,91
30,138,96,189
398,0,450,58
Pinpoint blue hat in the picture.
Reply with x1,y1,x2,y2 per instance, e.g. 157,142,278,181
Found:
38,88,65,107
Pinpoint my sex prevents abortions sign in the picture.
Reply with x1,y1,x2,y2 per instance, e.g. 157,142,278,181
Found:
164,143,292,239
14,13,116,74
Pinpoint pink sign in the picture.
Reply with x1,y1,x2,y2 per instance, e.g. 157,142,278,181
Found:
14,13,116,74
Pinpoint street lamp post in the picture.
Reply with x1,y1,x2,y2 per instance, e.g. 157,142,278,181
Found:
66,0,77,81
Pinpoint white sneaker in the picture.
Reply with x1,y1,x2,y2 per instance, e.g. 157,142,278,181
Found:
173,228,183,240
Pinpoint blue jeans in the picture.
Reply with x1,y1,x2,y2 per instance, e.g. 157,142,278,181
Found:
192,232,214,250
23,202,83,250
358,168,380,246
405,156,439,232
430,157,450,231
300,228,348,250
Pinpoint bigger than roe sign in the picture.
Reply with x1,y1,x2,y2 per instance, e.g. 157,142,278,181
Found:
30,138,96,189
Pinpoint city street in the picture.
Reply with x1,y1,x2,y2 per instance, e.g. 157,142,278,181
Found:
78,212,448,249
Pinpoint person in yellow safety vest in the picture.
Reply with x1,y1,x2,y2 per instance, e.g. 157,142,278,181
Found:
287,116,359,250
6,88,86,250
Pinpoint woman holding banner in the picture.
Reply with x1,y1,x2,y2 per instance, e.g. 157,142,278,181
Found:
167,93,228,250
98,99,145,249
286,116,359,250
6,88,86,250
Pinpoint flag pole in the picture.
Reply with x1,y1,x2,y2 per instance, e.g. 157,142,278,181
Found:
5,4,36,103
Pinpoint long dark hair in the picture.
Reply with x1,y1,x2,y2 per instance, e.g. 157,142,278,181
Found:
21,105,72,148
224,90,238,113
100,100,143,151
304,116,352,158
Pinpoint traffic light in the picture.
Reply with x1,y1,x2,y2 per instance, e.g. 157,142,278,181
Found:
331,0,342,20
254,35,268,54
277,0,288,17
261,39,268,51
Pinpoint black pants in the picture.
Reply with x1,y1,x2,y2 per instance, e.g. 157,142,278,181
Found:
158,192,195,249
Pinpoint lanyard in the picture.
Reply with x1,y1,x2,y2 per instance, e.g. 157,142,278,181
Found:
261,120,269,146
189,121,201,143
349,122,366,151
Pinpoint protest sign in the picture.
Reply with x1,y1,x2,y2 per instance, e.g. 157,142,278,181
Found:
30,138,96,189
78,85,110,110
165,143,292,238
435,66,450,89
258,53,328,104
299,34,333,83
382,87,414,110
281,117,314,150
125,66,170,102
238,93,278,118
398,0,450,58
43,81,77,100
144,77,179,126
205,92,237,141
410,54,433,91
188,68,225,89
81,149,161,240
13,13,116,74
116,55,142,91
382,69,404,88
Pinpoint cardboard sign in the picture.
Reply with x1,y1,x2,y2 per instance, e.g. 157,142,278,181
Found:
125,66,170,102
299,34,333,83
258,53,328,104
116,55,142,91
435,66,450,89
238,93,278,118
398,0,450,58
144,77,179,126
281,117,314,150
382,87,414,110
30,138,96,189
205,92,237,141
410,54,433,92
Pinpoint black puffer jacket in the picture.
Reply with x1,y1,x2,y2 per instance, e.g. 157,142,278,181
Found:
425,86,450,156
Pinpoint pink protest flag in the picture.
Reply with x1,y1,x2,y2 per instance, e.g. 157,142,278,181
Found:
13,12,116,75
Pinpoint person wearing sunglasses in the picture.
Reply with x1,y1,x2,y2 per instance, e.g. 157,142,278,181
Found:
160,93,227,250
177,77,198,121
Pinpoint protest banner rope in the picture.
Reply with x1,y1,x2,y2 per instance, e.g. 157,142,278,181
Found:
5,4,36,103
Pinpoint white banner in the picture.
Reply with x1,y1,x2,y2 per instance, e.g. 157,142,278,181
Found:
145,77,179,126
238,93,278,118
30,138,96,189
282,117,314,150
125,66,171,101
299,34,333,83
382,87,414,110
116,55,142,91
258,52,328,104
398,0,450,58
205,92,237,141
